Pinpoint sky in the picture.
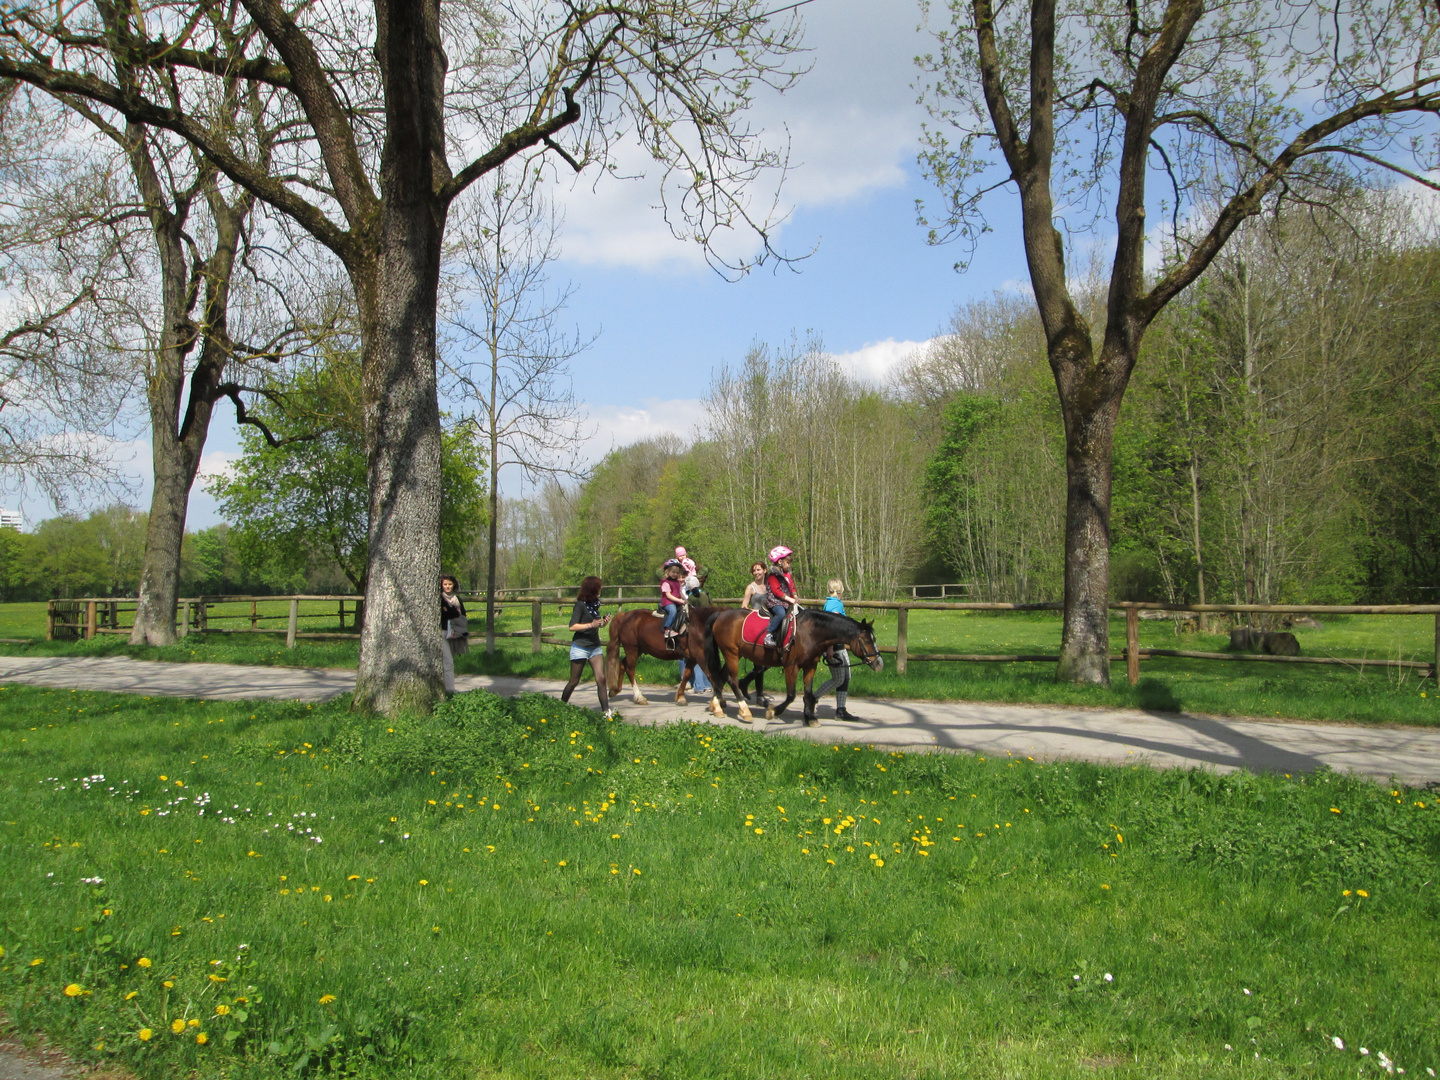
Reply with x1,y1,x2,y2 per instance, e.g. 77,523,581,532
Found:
7,0,1031,529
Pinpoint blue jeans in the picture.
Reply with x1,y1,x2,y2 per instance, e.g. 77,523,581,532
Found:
765,604,787,639
680,658,711,693
662,603,680,630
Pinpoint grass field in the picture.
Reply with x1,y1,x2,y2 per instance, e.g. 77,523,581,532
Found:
1,684,1437,1078
3,601,1435,726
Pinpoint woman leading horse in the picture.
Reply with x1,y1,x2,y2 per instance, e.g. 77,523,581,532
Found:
705,606,882,726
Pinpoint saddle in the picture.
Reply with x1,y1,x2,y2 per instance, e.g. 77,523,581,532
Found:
741,610,794,648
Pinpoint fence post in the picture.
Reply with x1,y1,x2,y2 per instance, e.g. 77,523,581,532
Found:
531,599,543,654
1434,611,1439,683
46,600,55,641
179,600,190,638
1125,605,1140,685
85,600,97,640
896,605,909,676
249,599,258,631
287,598,299,649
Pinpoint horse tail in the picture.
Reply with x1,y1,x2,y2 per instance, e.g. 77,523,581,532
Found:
705,613,724,685
604,617,621,692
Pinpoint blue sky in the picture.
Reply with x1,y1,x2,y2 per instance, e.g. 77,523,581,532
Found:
8,1,1031,528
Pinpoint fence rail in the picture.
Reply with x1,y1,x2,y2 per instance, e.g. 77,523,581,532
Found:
46,595,1440,683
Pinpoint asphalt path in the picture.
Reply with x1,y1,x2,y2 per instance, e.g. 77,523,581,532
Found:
1,654,1437,785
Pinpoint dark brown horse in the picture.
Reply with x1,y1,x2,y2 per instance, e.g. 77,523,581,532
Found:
605,605,722,705
705,608,882,725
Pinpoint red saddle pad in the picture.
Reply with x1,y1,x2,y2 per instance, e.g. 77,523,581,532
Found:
741,610,792,647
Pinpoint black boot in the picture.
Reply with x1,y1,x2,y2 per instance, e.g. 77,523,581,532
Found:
836,707,857,721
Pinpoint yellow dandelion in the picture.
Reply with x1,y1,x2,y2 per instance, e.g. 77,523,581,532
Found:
162,981,174,989
214,1004,230,1016
347,875,360,881
558,860,568,867
170,1019,186,1034
1357,889,1369,898
1343,889,1352,896
1101,884,1111,891
754,827,764,835
125,991,138,1001
874,859,885,867
418,879,428,886
137,1028,153,1042
319,993,336,1005
196,1032,208,1045
63,983,84,997
187,1018,200,1028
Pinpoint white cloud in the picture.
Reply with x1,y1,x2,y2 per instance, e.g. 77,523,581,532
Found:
196,449,240,484
579,397,707,463
831,338,932,383
550,0,930,274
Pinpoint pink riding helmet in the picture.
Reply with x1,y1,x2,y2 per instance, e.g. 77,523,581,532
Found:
768,544,793,564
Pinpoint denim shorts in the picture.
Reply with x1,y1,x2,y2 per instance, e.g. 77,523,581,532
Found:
569,642,605,661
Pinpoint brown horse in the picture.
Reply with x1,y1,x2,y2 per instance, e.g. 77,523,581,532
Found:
605,605,722,705
705,608,883,725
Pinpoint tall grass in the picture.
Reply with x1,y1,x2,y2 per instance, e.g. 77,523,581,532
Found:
2,685,1438,1078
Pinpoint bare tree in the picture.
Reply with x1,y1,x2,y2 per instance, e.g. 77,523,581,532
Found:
918,0,1440,683
442,162,589,654
0,0,805,714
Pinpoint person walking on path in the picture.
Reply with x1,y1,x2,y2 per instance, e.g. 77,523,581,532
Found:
562,576,614,716
440,574,468,694
816,578,857,719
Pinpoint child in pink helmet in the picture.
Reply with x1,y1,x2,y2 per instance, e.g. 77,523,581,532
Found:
762,545,798,647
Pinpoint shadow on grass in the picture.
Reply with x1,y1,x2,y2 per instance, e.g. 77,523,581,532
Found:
1137,677,1183,714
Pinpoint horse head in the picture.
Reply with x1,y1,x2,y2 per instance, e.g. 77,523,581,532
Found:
849,617,884,672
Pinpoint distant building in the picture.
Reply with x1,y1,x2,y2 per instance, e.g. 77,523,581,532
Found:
0,508,23,531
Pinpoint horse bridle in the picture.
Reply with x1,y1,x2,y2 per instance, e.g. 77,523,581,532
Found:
847,628,883,667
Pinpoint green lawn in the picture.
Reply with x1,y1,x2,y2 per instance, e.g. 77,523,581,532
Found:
2,602,1435,726
1,685,1437,1078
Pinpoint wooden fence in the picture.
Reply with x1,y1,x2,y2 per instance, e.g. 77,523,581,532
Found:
46,594,1440,683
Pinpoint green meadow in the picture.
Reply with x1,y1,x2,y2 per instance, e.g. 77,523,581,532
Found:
2,684,1438,1078
2,601,1435,726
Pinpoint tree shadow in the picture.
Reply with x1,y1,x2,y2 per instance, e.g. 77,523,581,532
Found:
1135,677,1182,714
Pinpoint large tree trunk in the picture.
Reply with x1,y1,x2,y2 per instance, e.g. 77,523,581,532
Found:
1051,332,1132,686
130,412,210,644
351,0,448,715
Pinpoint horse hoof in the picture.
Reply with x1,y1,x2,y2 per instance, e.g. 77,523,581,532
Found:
765,707,775,721
633,696,650,706
804,717,818,727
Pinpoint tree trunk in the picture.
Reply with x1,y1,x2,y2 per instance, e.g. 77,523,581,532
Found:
485,475,498,655
130,415,209,644
1054,389,1122,684
351,0,449,715
1051,329,1132,686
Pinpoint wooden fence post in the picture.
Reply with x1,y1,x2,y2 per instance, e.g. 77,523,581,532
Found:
896,606,909,676
1125,605,1140,685
287,598,299,649
180,600,190,638
531,599,543,653
85,600,97,640
46,600,55,641
249,599,258,631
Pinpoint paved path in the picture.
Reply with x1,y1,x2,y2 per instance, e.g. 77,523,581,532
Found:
2,654,1438,785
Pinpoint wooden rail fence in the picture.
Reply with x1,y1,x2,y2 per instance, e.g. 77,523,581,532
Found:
46,595,1440,683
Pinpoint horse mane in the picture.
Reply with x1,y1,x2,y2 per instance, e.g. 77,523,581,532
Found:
803,608,864,636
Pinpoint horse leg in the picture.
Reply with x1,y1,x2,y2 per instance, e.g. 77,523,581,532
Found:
675,660,693,704
729,652,754,722
802,663,819,726
767,665,797,721
606,638,622,695
626,648,649,705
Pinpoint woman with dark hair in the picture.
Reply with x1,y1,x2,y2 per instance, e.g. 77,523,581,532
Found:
440,574,467,693
562,575,614,716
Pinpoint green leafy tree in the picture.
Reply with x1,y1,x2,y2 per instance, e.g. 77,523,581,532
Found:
211,363,485,602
